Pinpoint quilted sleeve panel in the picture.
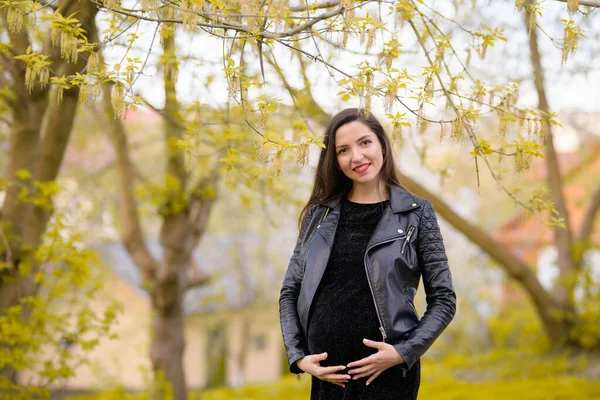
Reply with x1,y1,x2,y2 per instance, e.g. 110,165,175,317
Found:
420,200,449,264
393,199,456,370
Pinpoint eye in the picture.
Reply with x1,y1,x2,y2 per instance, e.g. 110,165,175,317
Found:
337,148,347,155
362,139,372,145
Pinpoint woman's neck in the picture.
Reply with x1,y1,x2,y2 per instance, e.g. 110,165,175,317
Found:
347,182,390,204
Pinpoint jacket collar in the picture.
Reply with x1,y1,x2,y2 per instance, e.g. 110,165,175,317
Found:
323,185,420,213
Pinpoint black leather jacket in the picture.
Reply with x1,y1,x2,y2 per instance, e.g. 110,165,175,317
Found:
279,185,456,373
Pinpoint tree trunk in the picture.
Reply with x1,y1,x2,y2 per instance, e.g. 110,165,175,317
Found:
525,1,576,304
0,0,98,386
150,274,187,400
152,212,195,400
524,2,578,343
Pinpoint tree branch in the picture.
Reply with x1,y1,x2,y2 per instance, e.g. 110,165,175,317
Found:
189,164,220,246
24,4,99,249
289,0,340,12
88,0,344,40
183,259,210,291
398,172,566,340
102,81,159,282
555,0,600,8
579,184,600,245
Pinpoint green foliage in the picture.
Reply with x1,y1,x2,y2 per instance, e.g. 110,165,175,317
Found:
0,211,122,399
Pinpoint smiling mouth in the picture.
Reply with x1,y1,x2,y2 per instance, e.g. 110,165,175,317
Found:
353,163,371,174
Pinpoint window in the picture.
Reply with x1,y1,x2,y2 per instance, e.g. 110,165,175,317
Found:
253,333,266,351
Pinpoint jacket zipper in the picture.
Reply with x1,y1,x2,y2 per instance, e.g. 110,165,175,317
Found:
364,234,405,342
401,226,415,255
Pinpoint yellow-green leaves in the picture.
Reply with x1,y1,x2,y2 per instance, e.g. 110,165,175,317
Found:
394,1,416,28
134,174,188,216
511,134,545,173
111,82,126,119
2,0,26,34
14,47,51,93
256,95,280,128
43,11,89,63
49,75,71,104
387,111,411,145
471,139,494,158
561,19,586,65
474,27,507,60
382,38,403,69
0,211,121,400
451,117,464,143
15,169,33,180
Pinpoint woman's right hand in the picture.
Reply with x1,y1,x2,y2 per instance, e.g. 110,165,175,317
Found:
296,352,350,388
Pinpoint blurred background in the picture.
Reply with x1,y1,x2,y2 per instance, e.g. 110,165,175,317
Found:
0,0,599,399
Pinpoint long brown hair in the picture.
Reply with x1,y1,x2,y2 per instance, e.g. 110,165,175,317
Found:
299,108,405,226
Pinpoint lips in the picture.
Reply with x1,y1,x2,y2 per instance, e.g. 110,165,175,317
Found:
353,163,371,174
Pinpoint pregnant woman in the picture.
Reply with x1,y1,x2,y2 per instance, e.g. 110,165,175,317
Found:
279,108,456,400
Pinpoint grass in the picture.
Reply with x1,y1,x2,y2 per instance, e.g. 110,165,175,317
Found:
66,350,600,400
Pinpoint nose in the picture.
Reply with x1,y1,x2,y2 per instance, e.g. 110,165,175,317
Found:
351,151,364,164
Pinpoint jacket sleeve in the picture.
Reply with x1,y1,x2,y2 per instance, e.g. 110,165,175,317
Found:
393,199,456,369
279,206,315,374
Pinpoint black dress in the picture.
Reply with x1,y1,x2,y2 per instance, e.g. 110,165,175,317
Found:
307,197,420,400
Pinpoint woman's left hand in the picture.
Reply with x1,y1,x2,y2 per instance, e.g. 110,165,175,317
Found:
346,338,405,385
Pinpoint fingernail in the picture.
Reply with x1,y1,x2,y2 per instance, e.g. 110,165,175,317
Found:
341,366,346,370
366,382,370,386
353,377,357,380
363,338,368,343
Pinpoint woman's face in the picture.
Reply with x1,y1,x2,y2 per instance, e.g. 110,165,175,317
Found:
335,121,384,186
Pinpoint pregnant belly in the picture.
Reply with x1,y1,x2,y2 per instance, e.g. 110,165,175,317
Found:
307,296,382,366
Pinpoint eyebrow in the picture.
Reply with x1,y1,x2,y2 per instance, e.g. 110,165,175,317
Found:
335,135,373,149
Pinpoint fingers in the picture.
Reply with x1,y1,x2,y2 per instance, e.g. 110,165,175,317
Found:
346,354,374,368
347,365,372,376
314,352,328,362
362,338,384,349
320,365,347,375
322,372,351,383
366,370,383,386
351,368,376,380
319,370,350,388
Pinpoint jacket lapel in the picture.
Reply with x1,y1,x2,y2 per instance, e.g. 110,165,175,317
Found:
368,186,421,248
367,205,404,248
